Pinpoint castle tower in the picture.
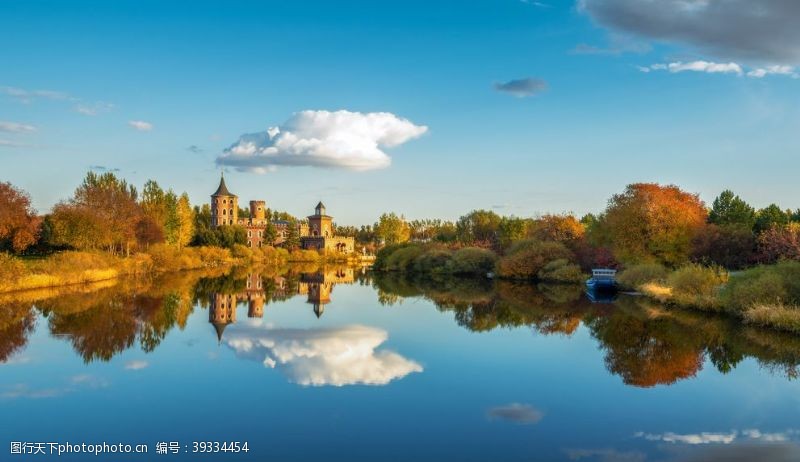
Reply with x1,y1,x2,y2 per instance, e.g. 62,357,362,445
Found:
209,293,237,343
307,201,333,237
307,281,332,318
249,200,266,224
210,174,238,227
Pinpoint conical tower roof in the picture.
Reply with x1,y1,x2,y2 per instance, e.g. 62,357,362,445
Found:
212,322,228,343
212,174,236,197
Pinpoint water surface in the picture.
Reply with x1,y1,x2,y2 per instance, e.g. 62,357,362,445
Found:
2,267,800,461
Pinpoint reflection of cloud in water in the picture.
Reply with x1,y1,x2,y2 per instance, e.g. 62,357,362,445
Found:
635,429,798,445
225,323,423,386
674,444,800,462
124,360,149,370
1,374,109,399
486,403,543,425
565,448,646,462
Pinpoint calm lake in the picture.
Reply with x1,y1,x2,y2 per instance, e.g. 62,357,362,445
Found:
2,266,800,461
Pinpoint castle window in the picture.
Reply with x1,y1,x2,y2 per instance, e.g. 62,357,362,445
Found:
248,231,252,237
222,209,227,215
223,199,227,204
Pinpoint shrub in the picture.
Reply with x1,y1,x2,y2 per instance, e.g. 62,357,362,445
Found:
496,239,574,279
718,261,800,314
538,259,584,283
617,263,669,290
373,243,410,271
413,248,453,274
0,252,27,285
288,249,321,262
448,247,497,275
383,245,427,272
743,303,800,334
665,264,727,309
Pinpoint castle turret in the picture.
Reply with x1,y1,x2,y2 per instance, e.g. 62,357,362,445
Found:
250,200,266,224
308,201,333,237
210,174,238,227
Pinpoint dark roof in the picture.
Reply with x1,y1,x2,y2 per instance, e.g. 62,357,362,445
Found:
315,201,325,210
212,175,236,197
212,322,228,343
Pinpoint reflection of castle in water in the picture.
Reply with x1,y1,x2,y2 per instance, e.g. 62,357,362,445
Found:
209,268,355,342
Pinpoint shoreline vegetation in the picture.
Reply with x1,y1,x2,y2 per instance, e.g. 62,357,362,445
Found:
5,172,800,336
0,245,362,295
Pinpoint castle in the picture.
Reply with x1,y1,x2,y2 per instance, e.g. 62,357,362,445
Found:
210,174,354,254
209,268,356,341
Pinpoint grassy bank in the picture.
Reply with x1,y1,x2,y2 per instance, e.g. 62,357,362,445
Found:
0,244,287,294
620,261,800,335
373,241,585,283
0,244,371,294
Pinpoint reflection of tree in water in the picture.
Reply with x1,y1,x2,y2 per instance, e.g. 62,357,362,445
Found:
0,302,36,363
584,306,705,387
39,271,200,362
373,272,800,385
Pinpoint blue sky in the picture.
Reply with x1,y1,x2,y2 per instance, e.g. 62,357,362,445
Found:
2,0,799,225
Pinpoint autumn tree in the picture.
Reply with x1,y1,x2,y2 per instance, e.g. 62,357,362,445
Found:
375,213,411,245
757,224,800,264
49,172,141,255
175,193,194,248
530,214,585,243
0,182,40,253
593,183,707,265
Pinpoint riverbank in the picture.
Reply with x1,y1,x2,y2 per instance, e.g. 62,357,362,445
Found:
0,244,369,294
373,242,800,336
620,262,800,335
373,241,585,283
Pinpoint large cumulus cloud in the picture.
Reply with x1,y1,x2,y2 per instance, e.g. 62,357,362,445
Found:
224,323,423,386
579,0,800,65
217,110,428,173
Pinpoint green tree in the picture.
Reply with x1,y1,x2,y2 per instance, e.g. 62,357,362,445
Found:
709,190,756,228
375,213,411,245
498,216,528,249
283,220,300,250
263,221,278,246
456,210,502,246
754,204,789,233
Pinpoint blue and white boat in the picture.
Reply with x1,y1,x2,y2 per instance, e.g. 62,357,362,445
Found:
586,268,617,291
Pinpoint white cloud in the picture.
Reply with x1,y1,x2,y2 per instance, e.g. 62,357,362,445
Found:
124,360,149,370
640,61,799,79
0,139,25,148
217,110,428,173
747,65,799,79
75,101,114,116
224,322,423,386
640,61,743,75
128,120,153,131
1,86,72,104
0,121,36,133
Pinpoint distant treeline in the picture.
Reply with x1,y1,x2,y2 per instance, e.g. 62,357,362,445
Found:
370,183,800,273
